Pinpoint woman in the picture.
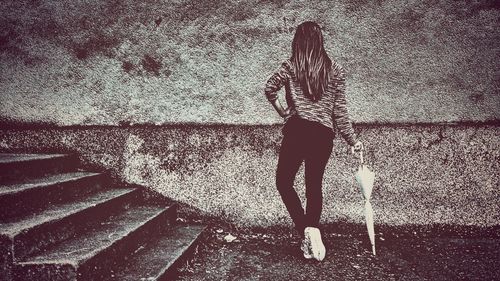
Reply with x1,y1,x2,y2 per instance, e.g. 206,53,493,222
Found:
264,21,363,261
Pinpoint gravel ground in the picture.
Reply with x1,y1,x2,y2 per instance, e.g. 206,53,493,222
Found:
175,222,500,281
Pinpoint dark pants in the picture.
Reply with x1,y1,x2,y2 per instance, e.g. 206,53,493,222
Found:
276,117,334,236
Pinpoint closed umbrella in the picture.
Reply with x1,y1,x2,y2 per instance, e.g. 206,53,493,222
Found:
354,150,376,255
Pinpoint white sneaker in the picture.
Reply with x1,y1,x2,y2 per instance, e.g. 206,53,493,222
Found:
304,227,326,261
301,238,313,259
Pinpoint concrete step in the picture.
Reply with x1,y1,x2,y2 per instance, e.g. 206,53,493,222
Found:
0,154,77,183
14,204,177,281
0,188,139,260
0,172,108,222
110,225,206,281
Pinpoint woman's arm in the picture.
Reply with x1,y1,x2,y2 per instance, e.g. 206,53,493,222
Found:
333,70,359,147
264,62,292,117
270,98,288,117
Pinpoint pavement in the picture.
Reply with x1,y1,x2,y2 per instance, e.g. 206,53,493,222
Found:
175,223,500,281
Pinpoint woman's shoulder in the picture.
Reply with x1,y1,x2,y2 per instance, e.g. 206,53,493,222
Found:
277,59,294,76
282,58,293,70
330,60,345,76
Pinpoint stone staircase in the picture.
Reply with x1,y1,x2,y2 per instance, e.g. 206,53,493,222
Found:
0,153,205,281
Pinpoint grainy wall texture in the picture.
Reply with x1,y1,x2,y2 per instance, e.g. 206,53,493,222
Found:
1,125,498,227
0,0,499,125
0,0,498,229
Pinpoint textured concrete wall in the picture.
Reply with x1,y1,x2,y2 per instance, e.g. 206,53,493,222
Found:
1,125,498,227
1,0,498,229
1,0,499,125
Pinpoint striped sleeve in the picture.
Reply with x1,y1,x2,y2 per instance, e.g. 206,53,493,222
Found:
264,62,290,101
333,69,357,146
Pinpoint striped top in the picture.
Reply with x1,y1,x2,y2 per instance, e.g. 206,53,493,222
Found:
264,59,357,146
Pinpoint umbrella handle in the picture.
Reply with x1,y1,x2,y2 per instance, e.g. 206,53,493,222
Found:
359,150,364,166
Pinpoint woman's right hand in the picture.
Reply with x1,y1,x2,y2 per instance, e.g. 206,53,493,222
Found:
282,107,296,121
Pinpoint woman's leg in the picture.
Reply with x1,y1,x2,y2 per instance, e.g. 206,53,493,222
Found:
302,131,332,261
304,132,333,228
276,128,306,234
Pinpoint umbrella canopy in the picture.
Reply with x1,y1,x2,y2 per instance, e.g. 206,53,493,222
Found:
354,150,376,255
355,164,375,200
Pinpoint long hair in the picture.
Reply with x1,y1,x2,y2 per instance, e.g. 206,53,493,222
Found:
291,21,332,101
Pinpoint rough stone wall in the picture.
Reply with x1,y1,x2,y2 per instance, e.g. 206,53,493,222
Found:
1,125,498,227
1,0,499,125
1,0,498,228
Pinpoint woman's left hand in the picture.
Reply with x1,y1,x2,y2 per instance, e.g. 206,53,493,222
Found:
351,141,364,154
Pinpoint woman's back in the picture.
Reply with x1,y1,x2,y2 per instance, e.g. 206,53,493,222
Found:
264,58,356,146
282,58,345,130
